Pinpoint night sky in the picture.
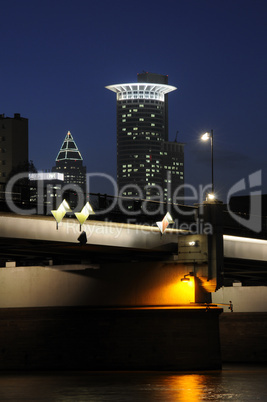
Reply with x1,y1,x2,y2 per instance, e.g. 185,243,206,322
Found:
1,0,266,203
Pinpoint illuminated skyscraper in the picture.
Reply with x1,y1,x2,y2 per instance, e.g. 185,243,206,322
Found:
106,73,184,205
52,131,86,207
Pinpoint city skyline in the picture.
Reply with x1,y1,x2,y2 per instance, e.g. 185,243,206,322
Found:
1,0,266,203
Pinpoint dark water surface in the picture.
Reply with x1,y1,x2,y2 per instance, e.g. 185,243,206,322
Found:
0,365,267,401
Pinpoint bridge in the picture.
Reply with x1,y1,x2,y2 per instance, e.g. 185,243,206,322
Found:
0,210,211,303
1,205,267,370
1,205,266,298
1,202,267,290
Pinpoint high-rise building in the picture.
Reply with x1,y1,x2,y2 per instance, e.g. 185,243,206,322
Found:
0,113,28,185
52,131,86,207
29,172,64,214
137,72,169,141
106,73,184,205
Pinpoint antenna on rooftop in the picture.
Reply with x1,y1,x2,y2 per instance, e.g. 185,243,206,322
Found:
174,130,179,142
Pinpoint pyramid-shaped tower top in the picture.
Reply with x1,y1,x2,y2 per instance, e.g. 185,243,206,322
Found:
55,131,83,162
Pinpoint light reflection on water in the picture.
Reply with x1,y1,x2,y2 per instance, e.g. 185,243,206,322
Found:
0,365,267,401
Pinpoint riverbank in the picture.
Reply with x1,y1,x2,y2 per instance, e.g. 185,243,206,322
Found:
220,312,267,363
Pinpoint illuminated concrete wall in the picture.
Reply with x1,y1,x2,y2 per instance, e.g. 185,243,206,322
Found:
212,285,267,312
0,262,200,308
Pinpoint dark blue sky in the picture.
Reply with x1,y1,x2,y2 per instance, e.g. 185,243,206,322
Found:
1,0,266,203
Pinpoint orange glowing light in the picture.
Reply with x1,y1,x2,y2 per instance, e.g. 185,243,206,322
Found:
163,374,204,401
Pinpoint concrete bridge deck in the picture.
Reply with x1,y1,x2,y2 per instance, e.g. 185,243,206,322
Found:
0,212,184,264
1,211,267,261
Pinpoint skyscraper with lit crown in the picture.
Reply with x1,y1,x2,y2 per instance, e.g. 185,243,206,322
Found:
106,72,184,206
52,131,86,206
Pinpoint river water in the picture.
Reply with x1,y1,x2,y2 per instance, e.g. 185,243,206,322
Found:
0,364,267,401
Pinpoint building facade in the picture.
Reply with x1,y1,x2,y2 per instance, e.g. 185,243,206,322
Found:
161,140,184,203
106,73,184,207
28,172,64,214
0,113,28,185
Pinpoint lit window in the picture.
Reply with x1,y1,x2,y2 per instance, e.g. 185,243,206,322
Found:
151,123,155,127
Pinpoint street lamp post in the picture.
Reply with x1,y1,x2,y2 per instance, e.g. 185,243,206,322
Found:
201,129,214,197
